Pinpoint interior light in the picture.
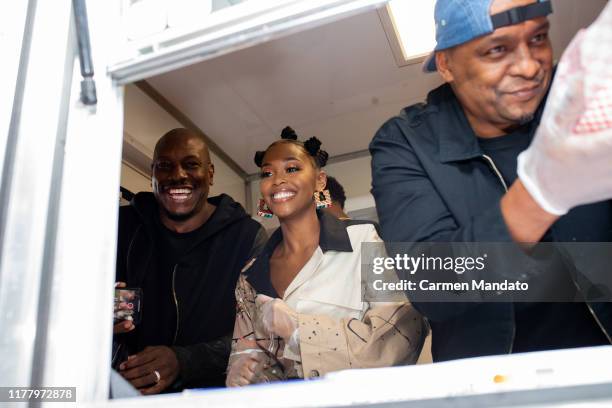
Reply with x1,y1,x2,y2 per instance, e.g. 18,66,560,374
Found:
387,0,436,62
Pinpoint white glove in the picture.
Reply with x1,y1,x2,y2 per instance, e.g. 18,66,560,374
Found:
226,350,262,387
517,2,612,215
256,294,298,342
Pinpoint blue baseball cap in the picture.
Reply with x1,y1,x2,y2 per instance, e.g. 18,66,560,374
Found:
423,0,553,73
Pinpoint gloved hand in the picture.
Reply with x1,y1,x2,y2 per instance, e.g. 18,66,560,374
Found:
226,350,262,387
517,2,612,215
256,294,298,342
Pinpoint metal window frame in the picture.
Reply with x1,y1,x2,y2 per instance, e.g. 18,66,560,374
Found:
0,1,30,176
0,0,80,392
38,0,126,401
0,0,124,404
109,0,389,84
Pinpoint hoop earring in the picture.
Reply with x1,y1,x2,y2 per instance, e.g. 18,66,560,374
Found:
314,190,332,209
257,198,274,218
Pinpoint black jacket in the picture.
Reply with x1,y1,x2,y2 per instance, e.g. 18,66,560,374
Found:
370,83,612,362
115,192,266,389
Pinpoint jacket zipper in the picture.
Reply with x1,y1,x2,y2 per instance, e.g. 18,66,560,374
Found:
584,302,612,344
172,264,180,345
570,278,612,344
481,154,508,191
481,154,516,353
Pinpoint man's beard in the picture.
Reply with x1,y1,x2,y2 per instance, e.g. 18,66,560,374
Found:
517,112,535,125
162,207,196,222
499,111,535,134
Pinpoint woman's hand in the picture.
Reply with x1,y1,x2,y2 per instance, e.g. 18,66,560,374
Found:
226,351,262,387
256,295,298,341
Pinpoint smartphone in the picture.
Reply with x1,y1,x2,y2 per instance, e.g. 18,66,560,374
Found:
114,288,142,325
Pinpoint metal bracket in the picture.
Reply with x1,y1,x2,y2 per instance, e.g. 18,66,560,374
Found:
73,0,97,105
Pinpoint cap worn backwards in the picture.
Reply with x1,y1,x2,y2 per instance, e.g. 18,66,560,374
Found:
423,0,552,73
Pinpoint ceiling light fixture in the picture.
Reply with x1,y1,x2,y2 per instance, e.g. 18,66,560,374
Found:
379,0,436,67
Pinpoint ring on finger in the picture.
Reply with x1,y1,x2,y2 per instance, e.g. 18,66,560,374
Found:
153,370,161,383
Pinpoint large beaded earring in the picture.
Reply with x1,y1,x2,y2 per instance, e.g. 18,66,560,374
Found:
314,190,332,210
257,198,274,218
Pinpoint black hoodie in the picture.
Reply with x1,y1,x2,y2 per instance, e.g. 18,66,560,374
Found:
115,192,266,389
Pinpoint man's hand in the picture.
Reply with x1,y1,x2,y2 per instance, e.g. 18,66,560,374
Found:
119,346,180,395
255,295,298,341
501,180,559,244
113,318,135,334
226,351,262,387
113,282,135,334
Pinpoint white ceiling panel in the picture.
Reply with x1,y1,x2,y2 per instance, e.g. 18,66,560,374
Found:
147,9,443,174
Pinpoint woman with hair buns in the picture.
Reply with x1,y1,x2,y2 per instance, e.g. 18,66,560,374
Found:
226,127,428,386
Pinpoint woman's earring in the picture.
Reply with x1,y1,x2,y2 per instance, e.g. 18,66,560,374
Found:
314,190,332,209
257,198,274,218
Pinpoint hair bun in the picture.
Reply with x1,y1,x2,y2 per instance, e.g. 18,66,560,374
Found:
304,137,328,167
281,126,298,140
303,137,322,156
254,150,265,167
316,149,329,167
255,128,328,168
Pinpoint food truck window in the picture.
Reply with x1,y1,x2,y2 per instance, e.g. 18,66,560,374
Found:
2,0,610,406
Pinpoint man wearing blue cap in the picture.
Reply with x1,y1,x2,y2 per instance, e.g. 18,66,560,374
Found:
371,0,612,361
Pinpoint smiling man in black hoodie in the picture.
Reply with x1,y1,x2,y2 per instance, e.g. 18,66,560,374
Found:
113,128,266,394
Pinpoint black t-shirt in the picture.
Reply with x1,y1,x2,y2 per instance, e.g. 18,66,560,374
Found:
478,130,608,352
138,215,212,348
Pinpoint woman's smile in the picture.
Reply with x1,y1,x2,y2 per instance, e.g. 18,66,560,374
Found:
271,190,297,203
